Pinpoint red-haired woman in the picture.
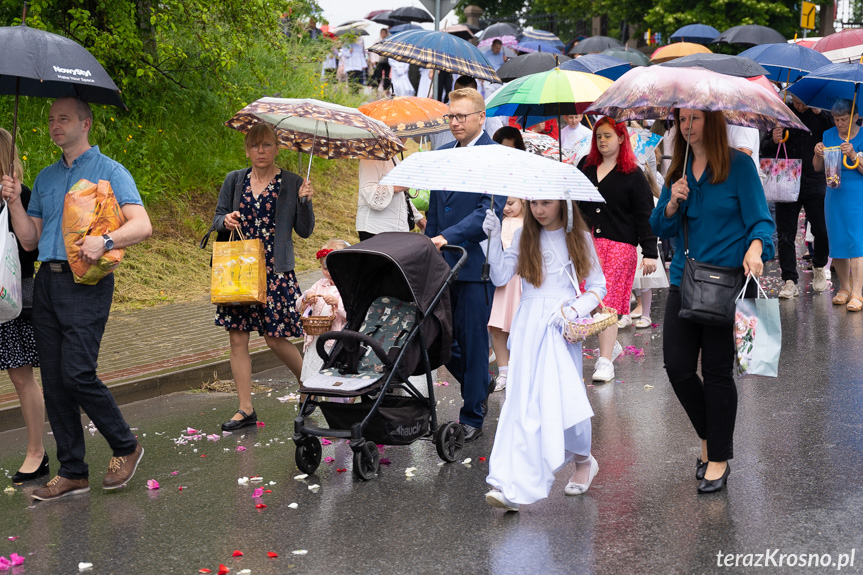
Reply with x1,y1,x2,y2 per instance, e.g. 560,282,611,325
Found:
577,117,658,383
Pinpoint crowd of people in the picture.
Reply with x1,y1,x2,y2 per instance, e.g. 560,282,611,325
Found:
5,33,862,512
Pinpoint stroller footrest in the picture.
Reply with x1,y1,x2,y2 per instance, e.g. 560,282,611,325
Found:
297,422,352,439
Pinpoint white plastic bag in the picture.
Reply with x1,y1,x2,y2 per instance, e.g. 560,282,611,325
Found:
0,201,22,323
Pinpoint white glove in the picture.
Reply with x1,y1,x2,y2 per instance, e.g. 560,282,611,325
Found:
562,294,601,320
482,208,501,237
547,307,566,330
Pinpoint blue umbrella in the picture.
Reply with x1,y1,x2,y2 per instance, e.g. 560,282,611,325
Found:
669,24,720,45
519,29,565,50
390,23,424,34
739,43,832,84
560,54,631,80
515,40,563,54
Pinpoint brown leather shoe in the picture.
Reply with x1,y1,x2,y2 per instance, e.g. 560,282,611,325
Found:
103,443,144,489
31,476,90,501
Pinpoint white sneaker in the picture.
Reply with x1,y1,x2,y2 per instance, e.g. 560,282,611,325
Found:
493,373,506,392
485,490,519,511
778,280,799,299
611,340,623,363
812,268,828,292
592,357,615,382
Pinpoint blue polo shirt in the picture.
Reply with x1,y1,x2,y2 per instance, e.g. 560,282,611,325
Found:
28,146,142,262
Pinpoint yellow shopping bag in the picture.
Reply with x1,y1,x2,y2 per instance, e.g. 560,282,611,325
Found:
210,229,267,305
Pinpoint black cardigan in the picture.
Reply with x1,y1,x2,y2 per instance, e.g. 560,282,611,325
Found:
576,161,659,259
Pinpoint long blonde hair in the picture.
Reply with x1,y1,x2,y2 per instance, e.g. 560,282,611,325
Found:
0,129,23,181
517,200,593,287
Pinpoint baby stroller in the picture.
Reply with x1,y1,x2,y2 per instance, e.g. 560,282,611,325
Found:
293,232,467,480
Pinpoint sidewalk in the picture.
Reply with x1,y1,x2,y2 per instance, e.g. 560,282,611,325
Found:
0,268,322,432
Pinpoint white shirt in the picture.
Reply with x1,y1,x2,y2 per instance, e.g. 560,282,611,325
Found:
560,124,592,150
339,43,367,72
356,159,424,234
727,125,761,169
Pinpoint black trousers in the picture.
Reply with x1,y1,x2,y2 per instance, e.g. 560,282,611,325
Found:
33,267,137,480
663,287,737,461
775,190,829,282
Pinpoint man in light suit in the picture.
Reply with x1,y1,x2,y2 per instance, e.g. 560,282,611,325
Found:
426,88,506,442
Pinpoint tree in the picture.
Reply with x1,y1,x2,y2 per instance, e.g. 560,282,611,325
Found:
643,0,798,44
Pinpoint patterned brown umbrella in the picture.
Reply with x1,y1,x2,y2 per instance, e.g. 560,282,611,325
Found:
226,98,405,168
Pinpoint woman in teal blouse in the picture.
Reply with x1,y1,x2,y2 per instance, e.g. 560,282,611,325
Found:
650,108,774,495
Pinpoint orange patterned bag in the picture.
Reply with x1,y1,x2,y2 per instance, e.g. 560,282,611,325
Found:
63,179,127,285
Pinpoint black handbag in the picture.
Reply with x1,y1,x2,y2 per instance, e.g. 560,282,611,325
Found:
678,216,744,327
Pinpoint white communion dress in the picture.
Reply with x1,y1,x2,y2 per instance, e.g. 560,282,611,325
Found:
485,227,607,504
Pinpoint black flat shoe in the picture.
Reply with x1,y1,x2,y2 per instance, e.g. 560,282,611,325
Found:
462,424,483,443
221,409,258,432
12,453,49,483
697,462,730,494
696,458,708,481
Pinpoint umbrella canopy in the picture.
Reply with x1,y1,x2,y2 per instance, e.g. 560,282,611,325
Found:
521,131,578,164
739,43,832,83
515,40,564,54
486,68,613,126
570,36,624,55
560,54,630,80
812,29,863,63
226,97,404,161
358,96,450,136
600,48,650,66
650,42,712,64
390,23,424,34
365,10,390,20
390,6,434,23
658,53,768,78
368,30,501,83
334,27,369,37
519,29,565,50
787,63,863,113
380,145,604,201
669,24,721,45
496,52,572,82
444,25,475,41
714,25,785,47
586,66,807,132
369,11,402,27
478,35,518,50
0,25,124,107
480,22,521,40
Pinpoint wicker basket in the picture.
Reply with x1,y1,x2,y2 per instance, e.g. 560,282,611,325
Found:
301,315,335,336
562,306,618,344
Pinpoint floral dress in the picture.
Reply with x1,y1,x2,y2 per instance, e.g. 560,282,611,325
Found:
215,172,304,338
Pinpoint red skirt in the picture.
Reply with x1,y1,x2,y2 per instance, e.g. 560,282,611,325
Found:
593,237,637,316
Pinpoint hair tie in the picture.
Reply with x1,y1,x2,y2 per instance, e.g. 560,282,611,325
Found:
316,248,333,260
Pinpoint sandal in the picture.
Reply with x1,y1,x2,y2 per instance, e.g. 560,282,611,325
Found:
634,316,652,329
848,296,863,312
833,289,851,305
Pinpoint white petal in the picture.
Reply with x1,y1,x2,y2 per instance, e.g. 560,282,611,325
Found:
294,474,308,480
288,502,299,509
292,550,308,555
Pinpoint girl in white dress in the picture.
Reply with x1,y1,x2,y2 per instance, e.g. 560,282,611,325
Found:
389,60,416,97
481,199,607,511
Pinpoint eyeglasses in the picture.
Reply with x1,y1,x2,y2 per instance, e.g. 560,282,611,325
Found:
249,142,276,151
443,111,484,124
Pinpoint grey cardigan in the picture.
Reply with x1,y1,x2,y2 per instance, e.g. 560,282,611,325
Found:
212,168,315,273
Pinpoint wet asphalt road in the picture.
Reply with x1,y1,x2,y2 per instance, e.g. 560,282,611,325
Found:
1,285,863,574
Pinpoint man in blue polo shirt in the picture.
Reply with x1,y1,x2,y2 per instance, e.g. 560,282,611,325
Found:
2,96,152,501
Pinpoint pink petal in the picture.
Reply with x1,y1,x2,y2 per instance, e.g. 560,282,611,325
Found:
9,554,24,566
146,479,160,490
252,488,264,498
321,438,333,446
206,434,220,442
6,537,17,541
256,422,266,428
324,456,335,463
236,446,247,452
185,427,199,435
0,557,11,569
170,471,179,476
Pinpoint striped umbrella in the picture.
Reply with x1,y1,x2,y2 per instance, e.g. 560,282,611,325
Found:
650,42,712,64
515,40,564,54
358,96,450,136
519,29,565,50
368,29,501,83
226,98,404,178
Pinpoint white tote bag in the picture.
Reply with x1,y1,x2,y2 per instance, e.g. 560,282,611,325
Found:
0,201,23,323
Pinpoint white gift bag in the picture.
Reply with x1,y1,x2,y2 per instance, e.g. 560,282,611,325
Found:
0,201,23,323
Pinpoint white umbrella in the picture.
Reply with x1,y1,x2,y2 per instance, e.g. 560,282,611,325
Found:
379,144,604,202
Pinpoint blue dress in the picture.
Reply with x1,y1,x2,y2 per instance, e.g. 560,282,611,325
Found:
822,127,863,258
215,172,303,337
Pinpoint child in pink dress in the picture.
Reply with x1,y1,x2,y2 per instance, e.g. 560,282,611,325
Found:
299,240,349,383
487,197,525,392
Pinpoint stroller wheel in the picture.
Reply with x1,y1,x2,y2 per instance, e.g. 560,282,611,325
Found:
435,421,465,463
352,443,380,481
295,437,322,474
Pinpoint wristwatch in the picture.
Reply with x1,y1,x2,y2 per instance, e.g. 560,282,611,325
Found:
102,234,114,251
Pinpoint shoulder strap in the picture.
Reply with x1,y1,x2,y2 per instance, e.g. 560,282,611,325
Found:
200,169,244,249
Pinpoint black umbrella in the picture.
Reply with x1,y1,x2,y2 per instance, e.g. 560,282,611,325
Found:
480,22,521,40
0,19,124,172
496,51,571,82
659,53,769,78
569,35,624,55
390,6,434,23
714,25,785,47
370,11,402,28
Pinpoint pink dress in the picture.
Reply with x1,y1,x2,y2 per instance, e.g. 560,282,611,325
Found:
488,216,523,332
300,277,347,382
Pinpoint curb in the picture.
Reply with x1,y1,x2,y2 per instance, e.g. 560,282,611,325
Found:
0,341,301,434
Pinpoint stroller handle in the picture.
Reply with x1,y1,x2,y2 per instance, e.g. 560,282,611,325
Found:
316,330,392,372
440,244,468,278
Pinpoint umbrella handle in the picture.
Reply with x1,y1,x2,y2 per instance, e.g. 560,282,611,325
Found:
780,131,789,143
481,193,493,282
844,155,859,170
